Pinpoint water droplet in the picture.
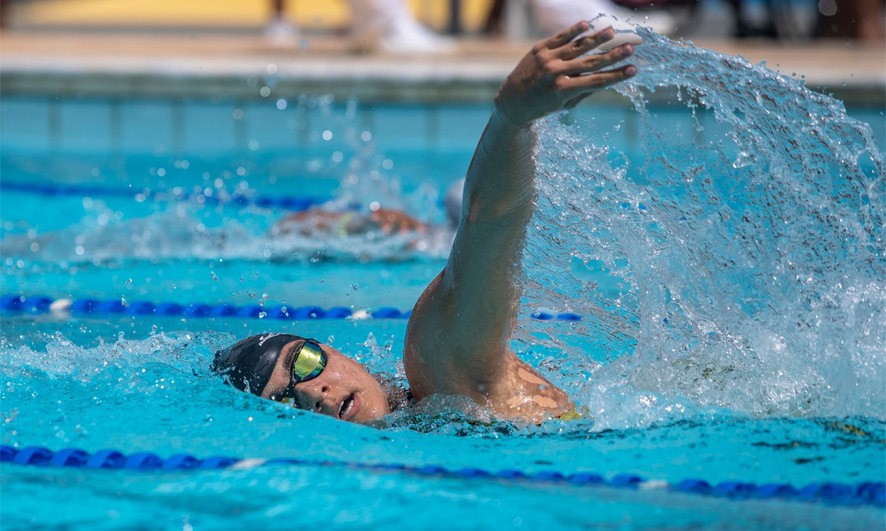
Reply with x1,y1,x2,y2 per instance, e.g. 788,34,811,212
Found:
817,0,837,16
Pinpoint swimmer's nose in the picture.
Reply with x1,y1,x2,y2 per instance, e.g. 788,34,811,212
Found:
295,383,332,415
294,387,321,412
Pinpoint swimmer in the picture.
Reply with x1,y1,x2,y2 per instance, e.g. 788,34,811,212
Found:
213,21,638,424
271,206,427,238
269,179,464,240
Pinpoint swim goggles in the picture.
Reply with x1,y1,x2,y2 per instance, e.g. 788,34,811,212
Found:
278,338,327,406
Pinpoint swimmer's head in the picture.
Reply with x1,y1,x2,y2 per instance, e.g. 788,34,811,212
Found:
212,333,391,422
444,178,465,229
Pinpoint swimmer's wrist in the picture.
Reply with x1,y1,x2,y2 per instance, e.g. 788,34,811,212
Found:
492,98,532,130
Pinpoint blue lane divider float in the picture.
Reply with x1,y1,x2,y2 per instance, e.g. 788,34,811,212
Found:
1,181,331,212
0,294,406,321
2,445,882,507
0,294,584,322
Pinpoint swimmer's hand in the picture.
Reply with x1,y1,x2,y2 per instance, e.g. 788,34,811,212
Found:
495,21,636,127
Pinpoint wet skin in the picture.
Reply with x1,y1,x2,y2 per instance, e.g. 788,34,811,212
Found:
249,22,637,424
261,340,390,422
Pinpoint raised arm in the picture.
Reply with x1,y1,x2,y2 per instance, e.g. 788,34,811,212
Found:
404,22,636,420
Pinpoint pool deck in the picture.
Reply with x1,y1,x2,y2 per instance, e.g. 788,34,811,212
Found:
1,31,884,105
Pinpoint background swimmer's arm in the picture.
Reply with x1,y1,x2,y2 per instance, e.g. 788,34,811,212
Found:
405,22,637,399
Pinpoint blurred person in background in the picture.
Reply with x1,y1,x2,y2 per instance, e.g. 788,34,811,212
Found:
725,0,884,41
267,0,452,52
814,0,884,43
531,0,676,35
483,0,677,37
269,179,464,243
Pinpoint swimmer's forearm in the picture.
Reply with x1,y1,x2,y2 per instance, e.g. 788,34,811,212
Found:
405,21,637,410
438,108,537,311
461,110,537,226
409,108,539,386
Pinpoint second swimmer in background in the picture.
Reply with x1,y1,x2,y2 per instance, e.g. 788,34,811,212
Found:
268,180,464,249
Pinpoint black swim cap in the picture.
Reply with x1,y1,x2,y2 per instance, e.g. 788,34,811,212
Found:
211,333,303,395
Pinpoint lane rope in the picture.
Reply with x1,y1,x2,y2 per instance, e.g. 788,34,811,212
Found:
1,444,882,507
0,294,583,322
1,181,330,212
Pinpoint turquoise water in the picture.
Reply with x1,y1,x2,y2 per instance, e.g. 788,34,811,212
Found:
2,33,885,529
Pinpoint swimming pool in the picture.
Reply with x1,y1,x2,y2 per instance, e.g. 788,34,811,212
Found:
1,34,884,528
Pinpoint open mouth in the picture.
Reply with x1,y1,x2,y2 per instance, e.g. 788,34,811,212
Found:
339,393,357,420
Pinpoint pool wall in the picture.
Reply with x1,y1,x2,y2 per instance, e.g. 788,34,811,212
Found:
0,96,495,157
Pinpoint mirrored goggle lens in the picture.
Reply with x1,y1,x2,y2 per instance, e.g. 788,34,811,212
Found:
291,340,326,383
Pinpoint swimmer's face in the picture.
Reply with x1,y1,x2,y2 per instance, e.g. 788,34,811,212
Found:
261,340,390,423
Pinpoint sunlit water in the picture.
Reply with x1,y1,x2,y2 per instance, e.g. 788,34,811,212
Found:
1,31,884,528
519,29,884,426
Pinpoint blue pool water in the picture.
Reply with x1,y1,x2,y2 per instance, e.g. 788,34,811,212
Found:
2,33,885,528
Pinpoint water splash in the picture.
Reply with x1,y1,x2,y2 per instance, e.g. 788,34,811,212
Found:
520,30,885,425
2,36,883,436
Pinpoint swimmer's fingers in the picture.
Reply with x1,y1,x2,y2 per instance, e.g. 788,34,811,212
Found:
553,27,616,60
559,64,638,94
559,44,634,77
496,21,636,125
544,20,591,49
